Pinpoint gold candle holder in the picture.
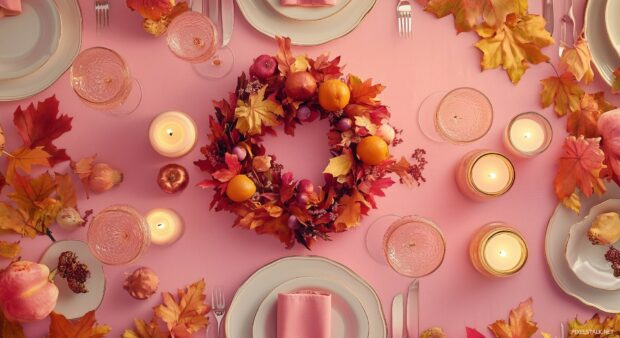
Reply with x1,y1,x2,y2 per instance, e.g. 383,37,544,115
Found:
469,222,528,278
456,150,515,201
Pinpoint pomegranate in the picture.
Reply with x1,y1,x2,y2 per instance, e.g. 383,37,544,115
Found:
285,71,317,101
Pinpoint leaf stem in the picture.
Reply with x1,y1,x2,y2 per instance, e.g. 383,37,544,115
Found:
46,229,56,242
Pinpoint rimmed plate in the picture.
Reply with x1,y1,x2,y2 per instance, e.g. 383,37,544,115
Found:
0,0,60,80
546,183,620,312
236,0,376,46
226,256,386,338
605,0,620,57
265,0,352,21
252,276,370,338
584,0,620,86
0,0,82,101
566,199,620,290
39,240,106,320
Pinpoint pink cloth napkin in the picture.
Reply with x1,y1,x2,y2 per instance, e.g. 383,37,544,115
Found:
280,0,336,6
277,291,331,338
0,0,21,17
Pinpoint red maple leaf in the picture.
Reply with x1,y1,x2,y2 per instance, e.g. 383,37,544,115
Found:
466,327,486,338
13,96,72,167
212,153,241,182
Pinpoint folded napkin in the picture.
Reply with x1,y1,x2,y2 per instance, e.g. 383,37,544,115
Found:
280,0,336,6
0,0,21,18
277,290,331,338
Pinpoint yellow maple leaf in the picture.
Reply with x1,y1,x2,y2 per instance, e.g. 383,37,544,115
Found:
562,192,581,214
154,279,210,336
0,240,20,260
292,55,310,72
567,314,604,338
354,116,378,135
476,13,554,83
323,152,353,179
0,202,36,238
488,298,538,338
122,318,168,338
560,36,594,84
49,311,111,338
540,72,584,117
334,190,370,231
7,146,50,181
235,86,283,135
426,0,528,33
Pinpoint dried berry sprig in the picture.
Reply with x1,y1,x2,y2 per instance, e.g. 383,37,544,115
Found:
605,246,620,277
55,251,91,293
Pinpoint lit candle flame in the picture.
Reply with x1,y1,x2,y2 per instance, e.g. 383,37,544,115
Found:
166,128,174,137
499,250,506,257
524,132,531,139
488,172,497,180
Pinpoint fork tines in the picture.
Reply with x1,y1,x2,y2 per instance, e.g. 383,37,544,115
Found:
397,1,412,38
95,0,110,30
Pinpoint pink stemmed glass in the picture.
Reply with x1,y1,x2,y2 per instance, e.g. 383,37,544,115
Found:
87,205,151,265
166,11,234,79
70,47,142,115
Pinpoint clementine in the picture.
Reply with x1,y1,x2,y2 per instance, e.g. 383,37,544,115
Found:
226,174,257,202
318,79,351,111
357,135,389,165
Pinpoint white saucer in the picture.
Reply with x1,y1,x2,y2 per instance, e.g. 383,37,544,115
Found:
605,0,620,57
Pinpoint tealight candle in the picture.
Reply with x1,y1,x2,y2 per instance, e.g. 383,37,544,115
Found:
469,222,528,277
149,111,198,158
146,208,184,245
504,112,552,157
456,150,515,200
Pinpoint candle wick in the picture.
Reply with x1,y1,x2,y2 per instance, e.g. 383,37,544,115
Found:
157,223,164,228
499,250,506,257
488,172,497,179
407,242,416,248
166,128,174,137
524,132,531,139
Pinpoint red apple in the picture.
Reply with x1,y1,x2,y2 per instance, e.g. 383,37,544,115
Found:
250,54,277,81
157,164,189,194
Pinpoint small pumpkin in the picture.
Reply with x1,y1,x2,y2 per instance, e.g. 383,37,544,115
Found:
0,261,59,322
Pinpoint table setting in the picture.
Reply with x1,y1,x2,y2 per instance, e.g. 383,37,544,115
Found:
1,0,620,337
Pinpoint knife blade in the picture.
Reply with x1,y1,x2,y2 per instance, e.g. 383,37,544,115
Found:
207,0,219,27
392,293,404,338
221,0,234,46
542,0,554,35
406,280,419,338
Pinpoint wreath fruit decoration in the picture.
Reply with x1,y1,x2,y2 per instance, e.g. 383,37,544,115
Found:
195,37,427,248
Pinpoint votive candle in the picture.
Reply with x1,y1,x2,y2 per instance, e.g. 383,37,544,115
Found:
149,111,198,158
146,208,184,245
504,112,552,157
469,223,528,277
456,150,515,200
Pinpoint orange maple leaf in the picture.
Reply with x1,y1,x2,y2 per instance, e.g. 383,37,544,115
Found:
0,240,20,260
488,298,538,338
334,189,370,231
560,35,594,84
425,0,528,33
567,94,601,138
122,318,169,338
554,136,606,202
0,311,25,338
275,36,296,76
540,72,584,117
348,75,385,107
49,311,111,338
154,279,210,336
6,146,50,181
126,0,174,21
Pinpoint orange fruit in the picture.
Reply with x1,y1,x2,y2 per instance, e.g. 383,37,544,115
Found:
318,79,351,111
357,135,389,165
226,174,257,202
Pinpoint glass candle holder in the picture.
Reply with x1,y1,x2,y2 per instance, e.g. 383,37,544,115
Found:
469,222,528,277
149,111,198,158
456,150,515,201
87,205,151,265
504,112,553,158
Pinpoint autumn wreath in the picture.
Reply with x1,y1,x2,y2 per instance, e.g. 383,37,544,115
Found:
194,37,426,248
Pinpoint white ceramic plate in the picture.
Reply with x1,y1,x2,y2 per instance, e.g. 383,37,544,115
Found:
252,276,370,338
236,0,375,46
566,199,620,290
40,240,105,320
226,256,386,338
265,0,352,21
546,183,620,312
0,0,82,101
0,0,60,80
606,0,620,57
584,0,620,86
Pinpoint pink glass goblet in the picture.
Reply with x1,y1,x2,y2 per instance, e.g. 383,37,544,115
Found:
87,205,151,265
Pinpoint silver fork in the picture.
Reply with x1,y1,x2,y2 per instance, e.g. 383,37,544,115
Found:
95,0,110,30
558,0,575,56
211,287,226,338
397,0,412,38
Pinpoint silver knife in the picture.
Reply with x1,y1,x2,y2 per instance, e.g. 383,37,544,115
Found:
542,0,554,35
392,294,404,338
207,0,219,27
221,0,234,46
406,280,419,338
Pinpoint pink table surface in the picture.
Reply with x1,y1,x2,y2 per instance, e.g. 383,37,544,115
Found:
1,0,619,337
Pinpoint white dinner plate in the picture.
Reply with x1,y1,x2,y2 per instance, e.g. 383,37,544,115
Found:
566,199,620,290
252,276,370,338
39,240,106,320
0,0,60,80
236,0,376,45
226,256,386,338
0,0,82,101
606,0,620,57
584,0,620,86
546,182,620,312
265,0,352,21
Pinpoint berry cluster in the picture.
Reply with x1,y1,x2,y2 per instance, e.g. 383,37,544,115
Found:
604,246,620,277
58,251,91,293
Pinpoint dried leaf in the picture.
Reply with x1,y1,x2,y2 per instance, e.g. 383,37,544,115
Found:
334,190,370,231
0,311,25,338
540,72,585,117
425,0,528,33
476,13,554,83
126,0,174,20
212,153,242,182
292,55,310,72
554,136,606,202
275,36,296,76
49,311,111,338
122,318,168,338
348,75,385,106
9,172,56,216
567,314,604,338
323,152,353,179
567,94,601,138
560,36,594,84
0,202,36,238
13,95,72,166
466,327,486,338
7,146,50,179
562,192,581,214
488,298,538,338
613,68,620,94
154,279,210,336
70,155,96,197
309,54,343,81
55,173,77,209
541,333,552,338
234,86,283,135
0,240,20,259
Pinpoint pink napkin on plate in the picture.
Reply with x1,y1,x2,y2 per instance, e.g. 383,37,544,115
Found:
277,290,331,338
280,0,336,7
0,0,21,17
